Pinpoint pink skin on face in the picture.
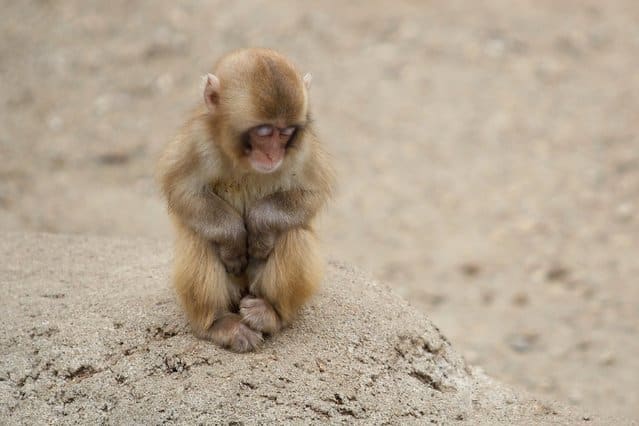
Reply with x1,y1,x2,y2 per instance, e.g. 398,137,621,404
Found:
247,124,296,173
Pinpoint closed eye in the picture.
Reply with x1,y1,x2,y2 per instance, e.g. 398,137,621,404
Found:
280,126,296,136
250,124,298,138
254,125,274,137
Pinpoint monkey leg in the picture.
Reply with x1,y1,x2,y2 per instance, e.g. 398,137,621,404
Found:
172,222,262,352
241,228,322,334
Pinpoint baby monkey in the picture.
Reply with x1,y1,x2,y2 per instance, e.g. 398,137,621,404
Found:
158,48,333,352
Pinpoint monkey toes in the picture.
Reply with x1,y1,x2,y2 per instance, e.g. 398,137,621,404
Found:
207,314,263,352
229,322,263,353
240,296,281,334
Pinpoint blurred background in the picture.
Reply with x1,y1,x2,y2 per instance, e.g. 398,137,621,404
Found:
1,0,637,419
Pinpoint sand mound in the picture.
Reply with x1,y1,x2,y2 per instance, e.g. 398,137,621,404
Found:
1,233,589,423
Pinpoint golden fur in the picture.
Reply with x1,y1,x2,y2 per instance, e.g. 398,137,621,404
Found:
158,48,333,352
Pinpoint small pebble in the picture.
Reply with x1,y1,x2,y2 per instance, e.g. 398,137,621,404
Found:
460,262,481,277
599,352,616,366
546,265,570,282
507,332,538,353
511,292,529,306
615,203,633,221
47,115,64,131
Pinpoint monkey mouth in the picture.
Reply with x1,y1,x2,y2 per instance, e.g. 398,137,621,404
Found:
250,157,283,173
245,140,286,174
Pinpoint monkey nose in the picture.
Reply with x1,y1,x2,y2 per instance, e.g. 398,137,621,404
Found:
269,132,284,145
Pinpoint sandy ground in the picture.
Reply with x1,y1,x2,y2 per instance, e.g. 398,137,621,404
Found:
1,233,595,424
1,0,638,420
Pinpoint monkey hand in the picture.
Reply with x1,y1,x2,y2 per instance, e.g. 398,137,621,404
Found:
247,229,277,260
218,243,248,275
216,228,248,275
246,203,280,260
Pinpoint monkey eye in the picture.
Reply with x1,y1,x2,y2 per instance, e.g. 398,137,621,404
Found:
254,125,274,137
251,124,297,138
280,126,297,136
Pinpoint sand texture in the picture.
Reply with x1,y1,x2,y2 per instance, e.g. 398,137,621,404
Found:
1,0,638,420
1,232,604,424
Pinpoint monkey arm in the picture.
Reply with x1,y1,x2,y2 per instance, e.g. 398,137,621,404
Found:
246,188,326,259
166,181,248,275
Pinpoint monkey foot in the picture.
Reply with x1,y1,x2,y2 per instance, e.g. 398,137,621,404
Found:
240,296,281,334
228,322,263,353
206,313,263,352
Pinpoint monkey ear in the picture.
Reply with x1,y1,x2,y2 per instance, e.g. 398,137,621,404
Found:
203,73,220,114
303,73,312,90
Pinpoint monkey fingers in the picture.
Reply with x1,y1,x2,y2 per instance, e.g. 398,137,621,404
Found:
248,230,276,260
239,296,281,334
217,243,248,275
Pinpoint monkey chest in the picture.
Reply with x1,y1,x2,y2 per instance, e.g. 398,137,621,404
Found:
210,180,280,216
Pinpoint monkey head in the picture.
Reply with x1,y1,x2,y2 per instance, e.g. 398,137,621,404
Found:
203,49,313,174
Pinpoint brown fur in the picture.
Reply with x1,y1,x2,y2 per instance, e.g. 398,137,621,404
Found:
157,48,333,352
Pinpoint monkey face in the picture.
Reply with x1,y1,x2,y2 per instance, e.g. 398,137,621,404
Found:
241,123,302,174
203,48,312,175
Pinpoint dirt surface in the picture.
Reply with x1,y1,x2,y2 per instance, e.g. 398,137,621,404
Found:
1,0,638,420
1,232,598,424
